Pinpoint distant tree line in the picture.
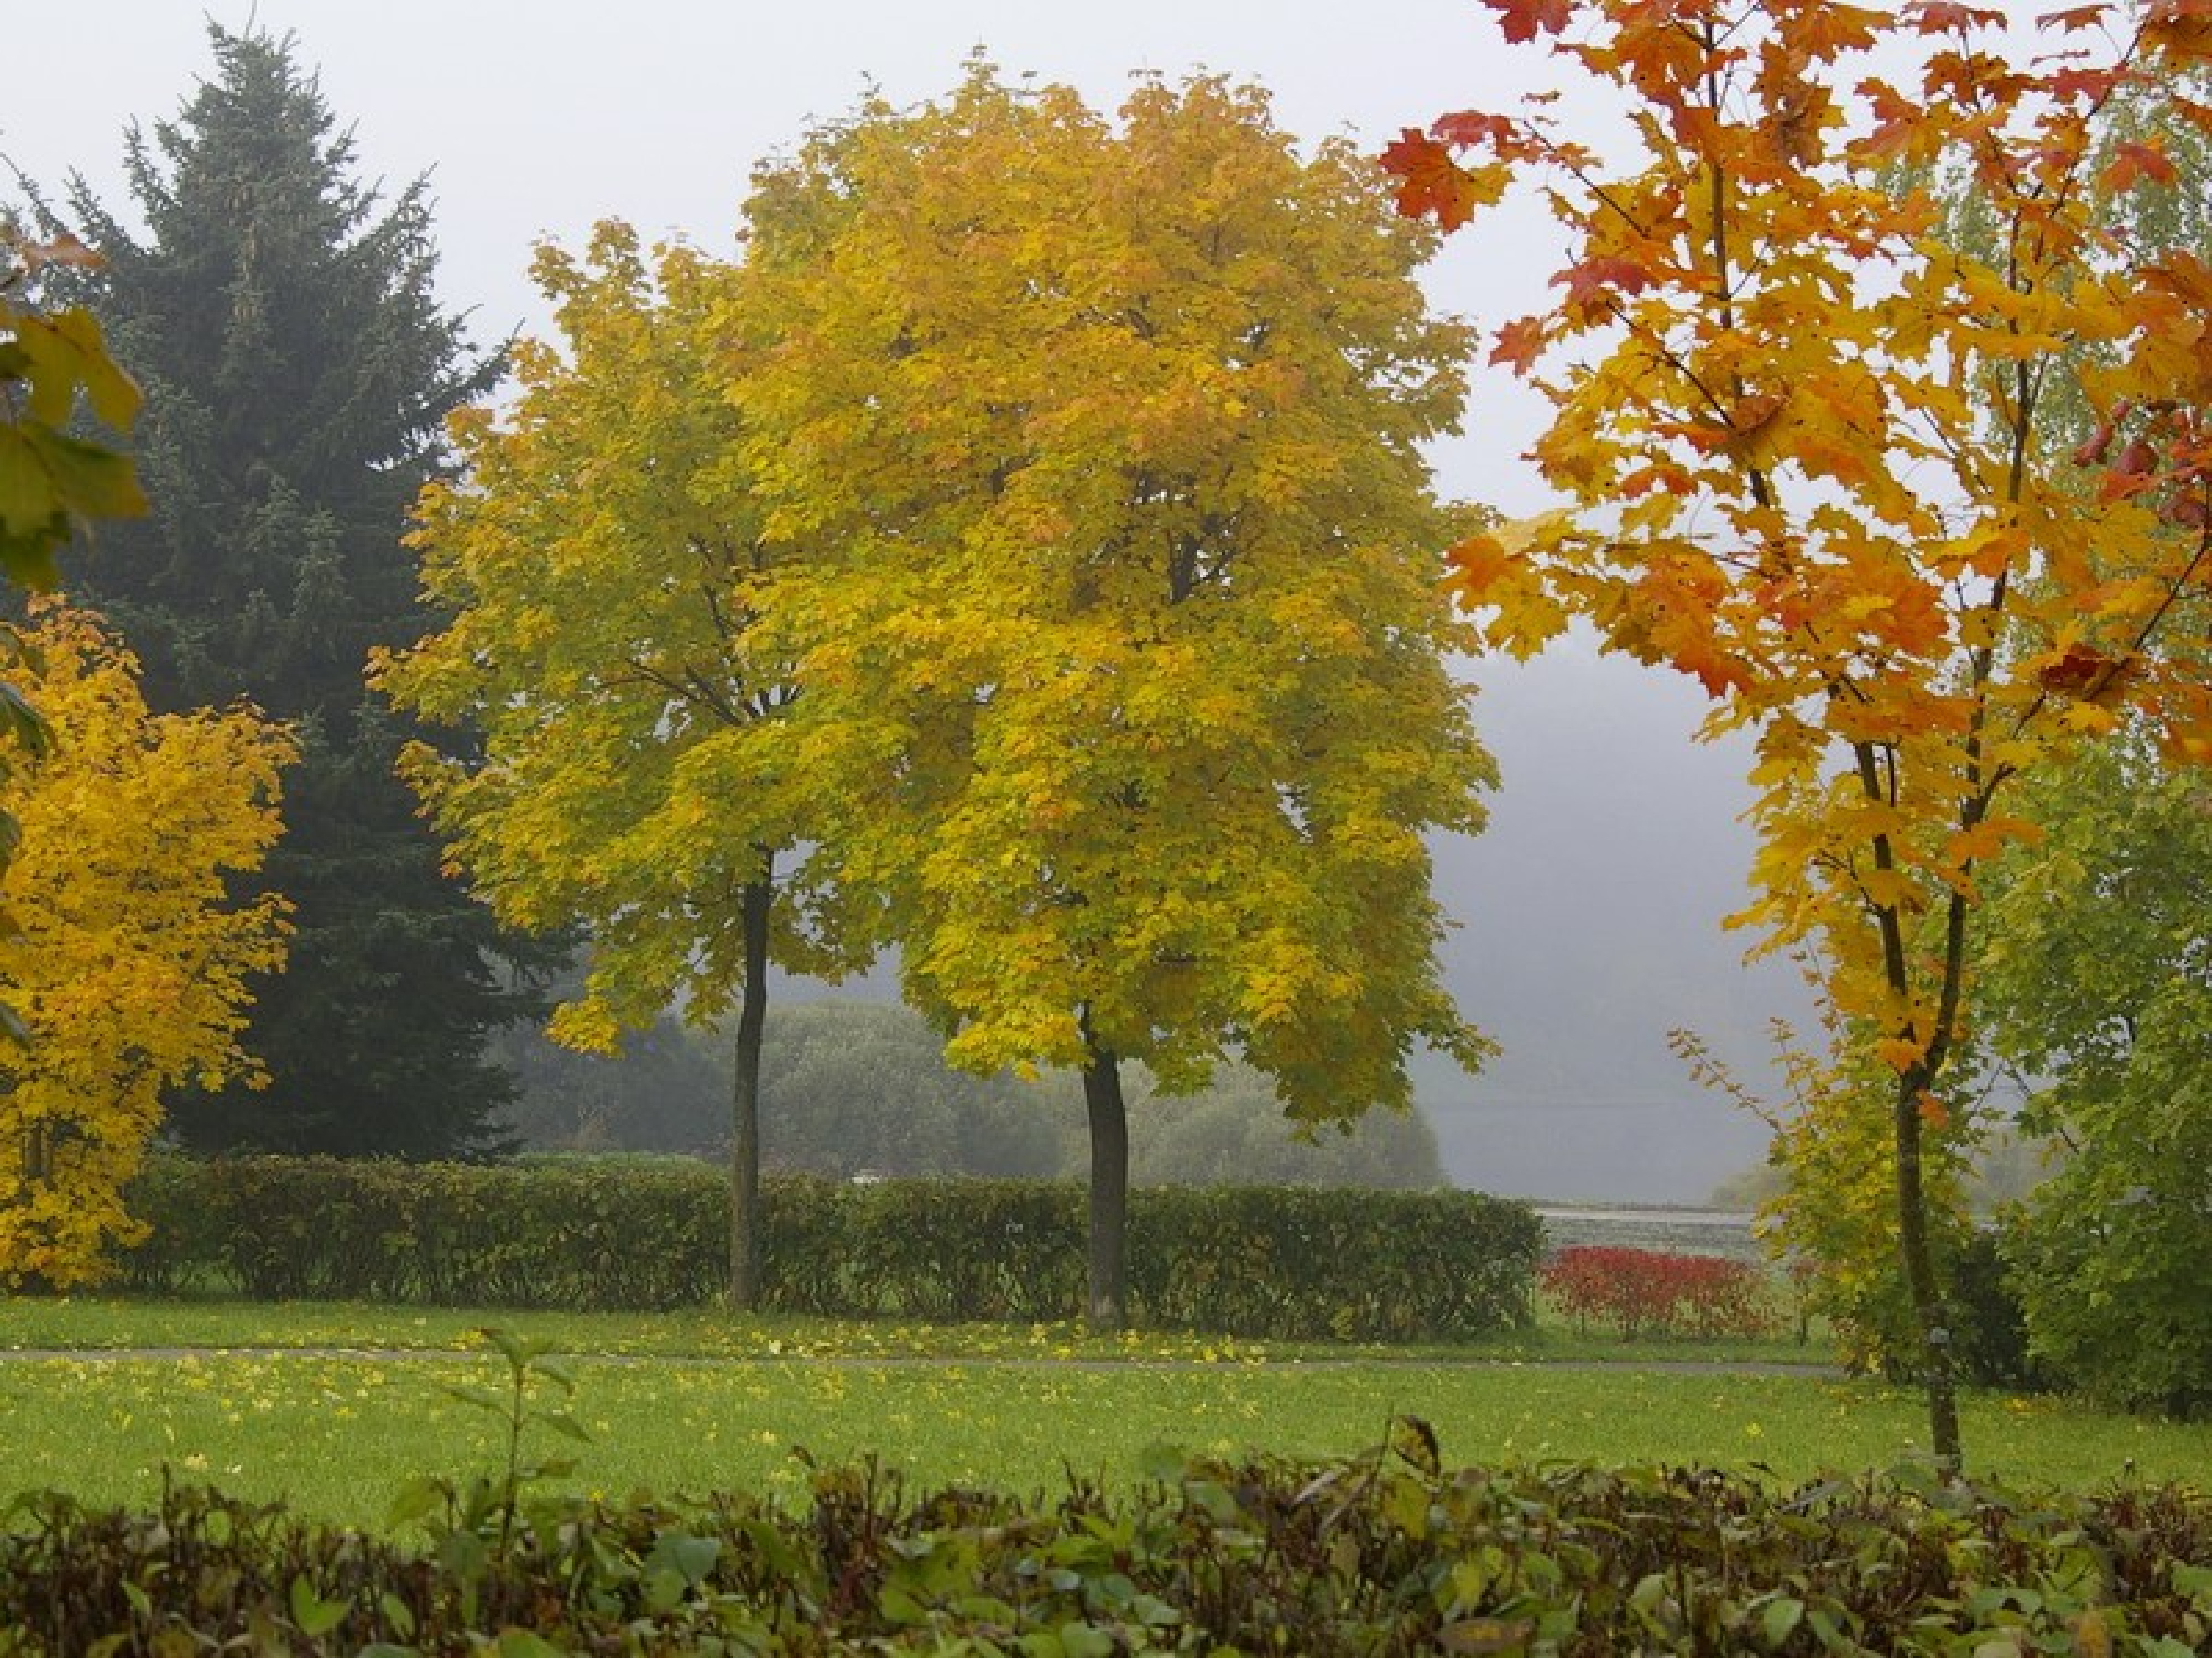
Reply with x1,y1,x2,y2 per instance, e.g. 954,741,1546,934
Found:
493,998,1446,1191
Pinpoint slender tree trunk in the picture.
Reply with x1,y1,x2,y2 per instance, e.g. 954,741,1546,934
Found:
1856,742,1967,1478
1079,1027,1130,1332
1893,1070,1963,1475
728,868,774,1312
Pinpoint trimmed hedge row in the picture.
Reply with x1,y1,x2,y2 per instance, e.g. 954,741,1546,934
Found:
4,1447,2209,1655
117,1155,1543,1340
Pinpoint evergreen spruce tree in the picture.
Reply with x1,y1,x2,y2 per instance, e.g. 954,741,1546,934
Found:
49,24,536,1155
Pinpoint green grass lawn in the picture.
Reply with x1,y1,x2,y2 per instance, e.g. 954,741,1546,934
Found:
0,1296,2201,1531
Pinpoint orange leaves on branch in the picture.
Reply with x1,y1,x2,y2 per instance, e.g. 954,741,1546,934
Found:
1391,0,2212,1137
1552,257,1655,323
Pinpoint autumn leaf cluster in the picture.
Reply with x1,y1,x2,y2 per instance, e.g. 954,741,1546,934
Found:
1388,0,2212,1072
0,607,289,1286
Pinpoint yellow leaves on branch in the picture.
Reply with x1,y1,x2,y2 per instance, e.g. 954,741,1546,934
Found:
0,606,291,1288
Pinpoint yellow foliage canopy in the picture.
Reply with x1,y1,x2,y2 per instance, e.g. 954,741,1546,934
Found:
738,69,1495,1119
0,607,290,1286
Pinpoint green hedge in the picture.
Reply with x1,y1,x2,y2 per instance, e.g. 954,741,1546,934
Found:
4,1447,2209,1656
117,1155,1542,1340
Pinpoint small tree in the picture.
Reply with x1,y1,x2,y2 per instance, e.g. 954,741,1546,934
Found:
1389,0,2212,1470
0,606,290,1286
1979,732,2212,1416
742,67,1493,1327
379,225,875,1308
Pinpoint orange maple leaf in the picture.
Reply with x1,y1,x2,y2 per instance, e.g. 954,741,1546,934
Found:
1378,129,1482,231
1480,0,1572,44
1447,529,1516,596
1905,1,2008,34
1489,315,1547,373
2103,139,2178,191
1552,257,1653,321
1432,109,1519,149
2036,643,2128,701
2037,4,2113,32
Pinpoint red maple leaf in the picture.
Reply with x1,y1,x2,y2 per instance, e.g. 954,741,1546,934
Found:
1432,109,1519,150
2037,643,2118,698
2103,139,2178,191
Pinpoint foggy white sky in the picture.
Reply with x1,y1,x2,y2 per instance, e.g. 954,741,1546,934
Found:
6,0,1566,502
6,2,1790,1201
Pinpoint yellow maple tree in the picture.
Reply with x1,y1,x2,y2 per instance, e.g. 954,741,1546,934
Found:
379,224,879,1309
1390,0,2212,1469
741,67,1494,1327
0,606,290,1287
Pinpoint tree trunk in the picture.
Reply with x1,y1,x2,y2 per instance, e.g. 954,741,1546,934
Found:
727,868,773,1312
1893,1070,1963,1476
1080,1035,1130,1332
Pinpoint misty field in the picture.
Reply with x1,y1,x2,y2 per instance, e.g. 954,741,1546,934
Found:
0,1301,2204,1530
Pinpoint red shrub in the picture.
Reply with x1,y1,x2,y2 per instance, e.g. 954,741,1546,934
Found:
1540,1245,1773,1339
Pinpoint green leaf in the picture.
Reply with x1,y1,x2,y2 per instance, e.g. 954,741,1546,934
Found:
0,528,64,594
288,1574,350,1640
492,1628,566,1657
1439,1619,1537,1657
0,427,61,538
385,1474,452,1532
24,426,147,523
1762,1595,1806,1647
537,1407,593,1443
439,1383,507,1414
647,1530,722,1586
375,1590,417,1642
43,309,142,429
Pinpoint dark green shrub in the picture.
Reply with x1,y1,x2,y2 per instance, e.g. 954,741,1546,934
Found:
3,1448,2209,1656
117,1155,1540,1340
1948,1222,2053,1393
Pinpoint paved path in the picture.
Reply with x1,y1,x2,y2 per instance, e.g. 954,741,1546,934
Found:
0,1344,1846,1377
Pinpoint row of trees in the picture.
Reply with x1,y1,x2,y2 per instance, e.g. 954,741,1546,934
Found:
499,998,1447,1190
379,66,1495,1325
5,30,1489,1317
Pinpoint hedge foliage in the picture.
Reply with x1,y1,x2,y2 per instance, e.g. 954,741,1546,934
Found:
117,1156,1543,1341
4,1441,2209,1656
